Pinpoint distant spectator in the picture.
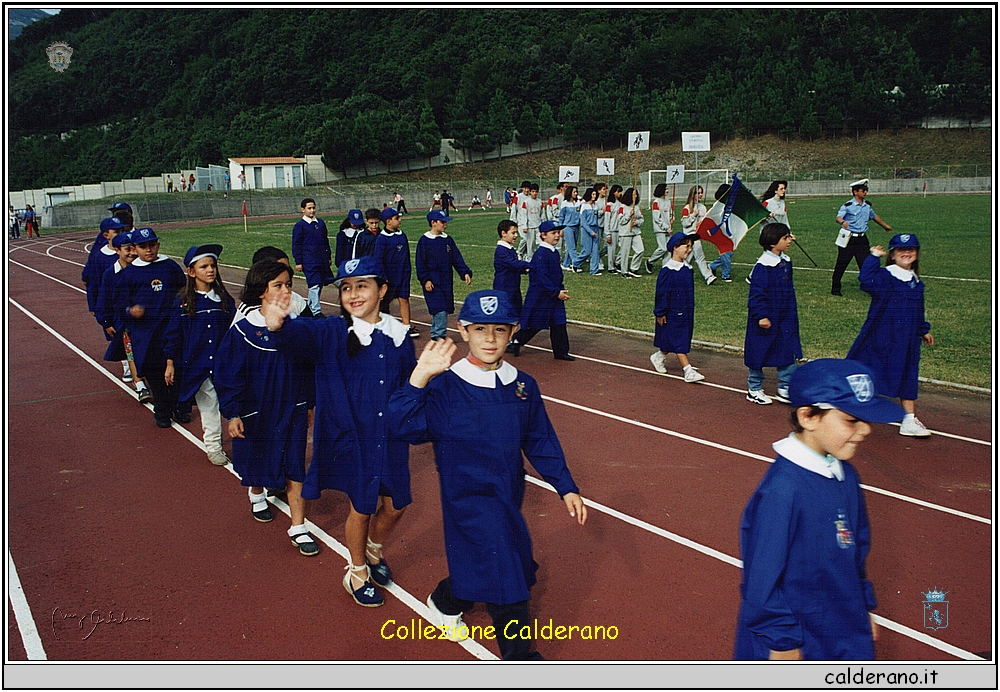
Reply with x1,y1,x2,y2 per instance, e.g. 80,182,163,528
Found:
224,170,231,190
485,188,492,209
181,177,187,192
9,206,20,239
238,171,246,189
166,176,174,193
188,173,196,191
393,191,408,214
24,204,39,238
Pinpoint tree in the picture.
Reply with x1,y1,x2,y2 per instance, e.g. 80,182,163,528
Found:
537,102,557,149
487,89,515,158
414,101,442,168
515,104,540,152
559,77,589,143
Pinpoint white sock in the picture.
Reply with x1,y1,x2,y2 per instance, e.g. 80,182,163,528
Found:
135,381,148,391
683,364,694,373
287,524,308,538
903,413,915,423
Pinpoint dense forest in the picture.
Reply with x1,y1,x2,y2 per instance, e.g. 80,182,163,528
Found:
8,8,991,190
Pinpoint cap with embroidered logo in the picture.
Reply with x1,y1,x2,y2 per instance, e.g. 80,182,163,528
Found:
348,209,365,227
458,289,519,325
888,233,920,250
849,178,869,191
667,232,695,252
427,210,452,223
111,231,134,249
100,216,128,233
334,255,386,286
538,219,566,236
789,359,904,423
131,227,159,244
108,202,133,213
380,207,401,222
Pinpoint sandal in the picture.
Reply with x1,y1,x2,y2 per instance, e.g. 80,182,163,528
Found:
343,564,383,607
366,538,393,587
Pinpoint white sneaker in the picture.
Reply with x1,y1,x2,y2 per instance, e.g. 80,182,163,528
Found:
899,417,932,437
706,275,718,286
773,388,790,404
747,389,772,405
425,595,469,642
683,367,705,383
650,351,667,374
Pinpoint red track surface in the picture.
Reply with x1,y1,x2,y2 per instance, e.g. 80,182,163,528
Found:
5,233,993,662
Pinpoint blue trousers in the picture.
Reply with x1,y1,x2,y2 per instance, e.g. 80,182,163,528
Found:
709,251,732,280
307,284,323,316
430,311,449,339
747,362,798,392
577,231,602,274
561,225,580,269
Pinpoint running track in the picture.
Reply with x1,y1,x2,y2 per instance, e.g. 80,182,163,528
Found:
6,232,993,662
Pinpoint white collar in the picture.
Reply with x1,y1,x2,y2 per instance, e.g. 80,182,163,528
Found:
380,229,402,237
100,244,117,256
424,231,448,238
773,434,844,481
197,289,221,303
302,215,318,223
497,240,514,249
342,228,358,238
665,258,684,271
449,357,518,389
131,256,169,267
886,264,915,282
540,241,558,251
756,251,790,267
349,313,409,347
244,308,266,327
114,261,127,273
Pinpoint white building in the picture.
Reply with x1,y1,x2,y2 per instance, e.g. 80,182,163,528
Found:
228,157,306,190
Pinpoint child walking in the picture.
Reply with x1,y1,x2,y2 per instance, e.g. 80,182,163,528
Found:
163,245,236,466
291,198,334,318
493,219,531,314
604,185,623,274
735,358,904,660
374,207,418,338
215,259,317,556
745,223,801,405
681,185,717,285
264,256,417,607
387,290,587,660
847,234,934,437
646,183,674,272
415,210,472,340
650,233,705,383
616,187,646,278
97,232,150,402
577,187,603,275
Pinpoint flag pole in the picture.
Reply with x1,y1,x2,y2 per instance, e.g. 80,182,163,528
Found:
792,237,817,267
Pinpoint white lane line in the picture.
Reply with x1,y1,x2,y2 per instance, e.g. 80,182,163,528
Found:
6,297,495,662
10,260,992,524
8,552,48,660
869,614,985,661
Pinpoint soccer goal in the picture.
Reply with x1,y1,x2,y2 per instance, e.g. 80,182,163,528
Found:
644,168,729,207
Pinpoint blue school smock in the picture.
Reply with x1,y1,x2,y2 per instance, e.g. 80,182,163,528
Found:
82,244,120,312
374,230,412,301
278,315,416,511
335,228,360,267
846,256,929,400
113,257,187,375
353,229,378,258
214,310,309,488
520,243,566,330
388,360,580,605
415,232,472,315
493,241,531,313
744,252,802,370
735,437,876,660
97,262,129,359
291,217,334,288
162,290,235,405
653,259,694,354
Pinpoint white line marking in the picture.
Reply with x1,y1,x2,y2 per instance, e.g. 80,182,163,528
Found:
870,614,985,661
8,552,48,660
6,297,495,662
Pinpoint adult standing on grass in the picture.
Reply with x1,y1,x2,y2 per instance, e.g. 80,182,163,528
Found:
831,179,892,296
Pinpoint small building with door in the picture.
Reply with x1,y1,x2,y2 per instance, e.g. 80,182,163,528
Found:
228,157,306,190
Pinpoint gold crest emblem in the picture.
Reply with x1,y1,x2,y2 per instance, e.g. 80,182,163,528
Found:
46,42,73,72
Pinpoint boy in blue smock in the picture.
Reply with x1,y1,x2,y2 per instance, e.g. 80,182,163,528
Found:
493,219,531,314
735,358,904,660
388,290,587,660
650,233,705,382
113,227,188,427
335,209,366,267
745,223,801,405
82,216,128,318
415,210,472,340
374,207,418,338
291,197,334,318
97,231,149,401
507,220,573,360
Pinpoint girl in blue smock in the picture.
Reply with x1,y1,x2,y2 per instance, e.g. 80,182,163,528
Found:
373,207,417,336
387,289,587,660
847,234,934,437
650,233,705,383
163,245,235,467
265,256,417,608
214,259,317,556
744,223,801,406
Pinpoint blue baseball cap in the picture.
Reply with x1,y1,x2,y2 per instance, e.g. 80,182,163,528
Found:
789,359,904,424
667,232,694,252
888,233,920,250
458,290,519,325
100,216,128,233
110,231,134,249
131,227,159,244
334,255,386,286
184,244,223,267
108,202,133,213
538,219,565,236
380,207,401,222
427,210,452,223
347,209,364,226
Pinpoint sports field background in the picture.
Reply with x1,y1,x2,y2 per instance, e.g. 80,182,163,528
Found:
96,193,991,388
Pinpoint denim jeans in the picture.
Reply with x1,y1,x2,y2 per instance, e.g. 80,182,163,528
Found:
709,251,732,279
307,284,323,316
561,225,580,268
430,311,449,339
748,362,798,392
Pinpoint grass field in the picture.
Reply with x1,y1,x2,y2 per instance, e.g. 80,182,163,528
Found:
130,193,991,389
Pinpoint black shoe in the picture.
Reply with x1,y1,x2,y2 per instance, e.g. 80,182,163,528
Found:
291,532,320,556
252,505,273,522
554,354,576,361
266,486,287,497
505,341,521,357
367,558,393,587
831,289,843,296
155,418,172,429
173,411,192,424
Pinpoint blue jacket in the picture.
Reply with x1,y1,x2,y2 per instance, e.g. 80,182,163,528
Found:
112,257,187,375
163,291,235,405
82,245,120,312
335,228,361,267
653,261,694,354
493,243,531,313
744,252,801,370
846,255,929,400
353,229,378,258
97,263,128,360
374,230,412,300
520,244,566,330
291,217,334,287
558,201,580,230
415,233,472,315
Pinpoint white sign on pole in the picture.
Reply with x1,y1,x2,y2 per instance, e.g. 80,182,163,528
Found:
627,131,650,152
681,132,711,152
597,158,615,176
665,165,685,184
559,165,580,182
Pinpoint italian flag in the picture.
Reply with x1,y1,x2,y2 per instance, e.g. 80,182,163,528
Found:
696,175,769,254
